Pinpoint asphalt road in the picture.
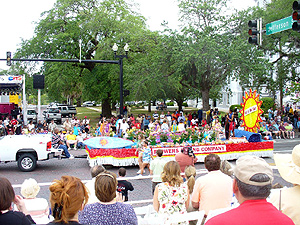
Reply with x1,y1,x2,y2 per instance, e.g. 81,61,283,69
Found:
0,138,298,206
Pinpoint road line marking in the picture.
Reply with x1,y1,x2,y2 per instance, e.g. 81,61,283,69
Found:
274,150,293,153
12,169,209,188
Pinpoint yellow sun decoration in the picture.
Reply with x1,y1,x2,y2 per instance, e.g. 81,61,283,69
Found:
240,89,263,133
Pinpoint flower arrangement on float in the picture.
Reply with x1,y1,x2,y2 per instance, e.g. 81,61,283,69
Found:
125,127,240,147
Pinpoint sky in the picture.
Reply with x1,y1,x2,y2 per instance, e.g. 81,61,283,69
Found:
0,0,256,71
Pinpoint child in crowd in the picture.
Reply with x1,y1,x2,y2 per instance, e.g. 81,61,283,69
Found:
135,134,145,174
95,124,101,136
139,140,152,175
170,120,178,132
203,124,212,140
117,167,134,202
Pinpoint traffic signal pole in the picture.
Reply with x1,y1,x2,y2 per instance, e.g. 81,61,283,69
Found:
0,58,119,64
0,56,121,121
259,18,263,46
248,19,263,46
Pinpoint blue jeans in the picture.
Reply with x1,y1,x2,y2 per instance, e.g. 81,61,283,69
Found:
77,142,85,149
117,129,122,137
58,144,71,158
294,118,298,129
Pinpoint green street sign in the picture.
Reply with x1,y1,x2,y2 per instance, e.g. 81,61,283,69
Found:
266,16,293,35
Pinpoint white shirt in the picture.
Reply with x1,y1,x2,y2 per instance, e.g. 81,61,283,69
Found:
77,135,84,142
191,118,198,125
83,119,90,125
85,178,99,204
166,114,172,121
27,123,35,131
178,123,185,132
81,132,87,139
161,123,169,132
160,114,165,123
116,119,122,132
148,122,154,129
3,119,9,126
121,121,129,133
14,198,50,224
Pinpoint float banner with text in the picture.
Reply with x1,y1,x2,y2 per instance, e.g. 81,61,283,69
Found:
151,145,227,156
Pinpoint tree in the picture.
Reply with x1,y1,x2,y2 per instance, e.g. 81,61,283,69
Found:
261,0,300,107
228,7,270,93
15,0,149,116
161,0,235,112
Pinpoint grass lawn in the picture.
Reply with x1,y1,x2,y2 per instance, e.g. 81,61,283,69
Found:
76,107,101,131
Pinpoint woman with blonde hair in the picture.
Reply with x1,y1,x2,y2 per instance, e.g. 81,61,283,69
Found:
185,166,196,195
153,161,189,223
47,176,89,225
185,166,198,225
79,171,137,224
15,178,49,224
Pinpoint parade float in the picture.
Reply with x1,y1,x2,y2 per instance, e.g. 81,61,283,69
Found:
84,89,273,167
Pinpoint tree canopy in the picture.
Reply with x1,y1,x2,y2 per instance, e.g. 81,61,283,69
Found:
6,0,300,115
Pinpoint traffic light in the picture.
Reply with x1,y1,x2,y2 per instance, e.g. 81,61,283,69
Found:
248,20,259,45
292,1,300,31
6,51,11,66
123,90,130,97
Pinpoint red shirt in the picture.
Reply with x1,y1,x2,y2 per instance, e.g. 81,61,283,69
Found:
11,119,18,126
135,123,141,129
205,199,294,225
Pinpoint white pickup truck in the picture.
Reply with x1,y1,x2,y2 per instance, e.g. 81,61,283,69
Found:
0,134,62,172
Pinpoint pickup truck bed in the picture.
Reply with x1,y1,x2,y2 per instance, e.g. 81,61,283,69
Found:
0,134,62,171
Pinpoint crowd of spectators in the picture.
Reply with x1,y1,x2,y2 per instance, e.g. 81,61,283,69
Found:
0,114,90,136
0,104,300,224
1,103,298,143
95,104,299,143
260,104,299,140
0,114,92,159
1,146,300,224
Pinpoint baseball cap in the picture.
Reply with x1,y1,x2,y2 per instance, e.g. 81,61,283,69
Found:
234,155,273,186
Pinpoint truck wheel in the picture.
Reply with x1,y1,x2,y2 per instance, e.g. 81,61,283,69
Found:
17,153,37,172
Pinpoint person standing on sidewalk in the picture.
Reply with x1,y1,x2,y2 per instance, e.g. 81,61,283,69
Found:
117,168,134,202
150,149,166,194
139,141,152,175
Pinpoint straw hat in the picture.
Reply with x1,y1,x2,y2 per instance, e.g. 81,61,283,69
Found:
274,144,300,185
21,178,40,198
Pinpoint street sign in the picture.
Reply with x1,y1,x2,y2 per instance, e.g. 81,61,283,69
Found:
266,16,294,35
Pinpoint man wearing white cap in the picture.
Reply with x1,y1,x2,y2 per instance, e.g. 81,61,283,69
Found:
206,155,294,225
270,144,300,225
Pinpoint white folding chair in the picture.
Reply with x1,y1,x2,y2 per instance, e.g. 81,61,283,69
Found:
204,207,233,224
134,204,156,218
166,210,205,225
